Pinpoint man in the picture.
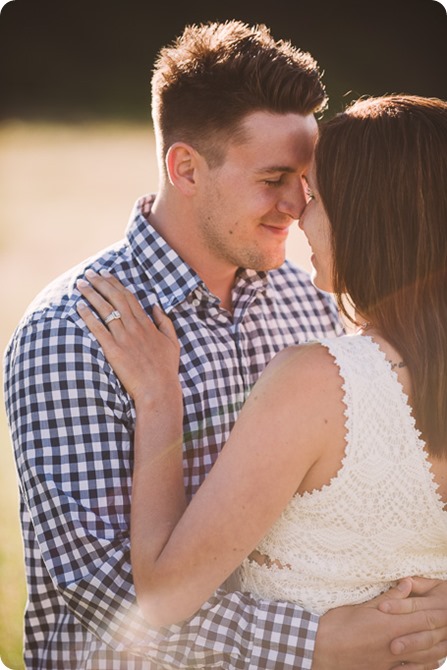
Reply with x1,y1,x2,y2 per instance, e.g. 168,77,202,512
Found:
4,20,447,670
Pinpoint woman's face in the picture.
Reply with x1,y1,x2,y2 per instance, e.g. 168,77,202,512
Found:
299,159,334,293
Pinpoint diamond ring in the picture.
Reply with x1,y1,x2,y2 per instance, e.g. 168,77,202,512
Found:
104,310,121,325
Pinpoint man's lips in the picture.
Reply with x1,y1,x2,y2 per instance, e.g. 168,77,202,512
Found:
260,223,291,237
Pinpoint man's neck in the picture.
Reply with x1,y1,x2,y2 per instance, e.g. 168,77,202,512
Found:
147,195,236,312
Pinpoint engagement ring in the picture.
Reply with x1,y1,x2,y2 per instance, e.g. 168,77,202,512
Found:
104,310,121,325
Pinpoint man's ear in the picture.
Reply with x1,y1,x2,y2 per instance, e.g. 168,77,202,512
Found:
166,142,203,195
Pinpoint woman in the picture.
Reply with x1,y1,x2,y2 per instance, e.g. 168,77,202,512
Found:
77,94,447,628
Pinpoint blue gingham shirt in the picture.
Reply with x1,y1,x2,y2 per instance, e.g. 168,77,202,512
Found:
4,196,344,670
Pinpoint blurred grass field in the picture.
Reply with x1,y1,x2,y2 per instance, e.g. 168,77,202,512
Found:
0,121,312,669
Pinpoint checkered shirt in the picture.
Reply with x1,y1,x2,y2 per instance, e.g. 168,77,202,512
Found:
3,195,344,669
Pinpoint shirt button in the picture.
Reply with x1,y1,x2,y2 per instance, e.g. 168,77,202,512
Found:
192,299,200,307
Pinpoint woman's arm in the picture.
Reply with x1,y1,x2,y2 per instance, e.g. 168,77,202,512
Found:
77,270,187,570
77,270,340,627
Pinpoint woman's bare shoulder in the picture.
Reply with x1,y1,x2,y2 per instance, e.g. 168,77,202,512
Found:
264,341,342,392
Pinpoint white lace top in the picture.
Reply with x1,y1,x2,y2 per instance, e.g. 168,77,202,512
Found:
236,335,447,615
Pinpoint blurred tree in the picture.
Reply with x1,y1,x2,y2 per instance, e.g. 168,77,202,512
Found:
0,0,445,121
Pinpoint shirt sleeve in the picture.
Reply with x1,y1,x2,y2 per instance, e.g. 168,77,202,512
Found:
3,312,319,670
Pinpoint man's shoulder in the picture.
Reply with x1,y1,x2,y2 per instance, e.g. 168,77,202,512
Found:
8,238,132,343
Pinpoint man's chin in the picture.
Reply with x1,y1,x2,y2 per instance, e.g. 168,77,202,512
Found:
257,251,287,272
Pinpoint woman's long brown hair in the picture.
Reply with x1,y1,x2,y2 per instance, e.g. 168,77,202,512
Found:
316,95,447,456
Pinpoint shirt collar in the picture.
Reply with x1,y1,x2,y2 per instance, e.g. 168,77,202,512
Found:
126,195,270,313
125,195,202,313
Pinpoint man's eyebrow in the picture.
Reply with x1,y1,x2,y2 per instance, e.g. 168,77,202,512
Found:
254,166,296,175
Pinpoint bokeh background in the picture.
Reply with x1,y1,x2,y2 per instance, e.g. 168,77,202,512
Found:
1,1,446,668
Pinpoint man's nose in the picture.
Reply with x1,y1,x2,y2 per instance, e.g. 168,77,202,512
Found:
277,180,308,220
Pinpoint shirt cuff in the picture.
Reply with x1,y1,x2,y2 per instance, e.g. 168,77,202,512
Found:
249,599,319,670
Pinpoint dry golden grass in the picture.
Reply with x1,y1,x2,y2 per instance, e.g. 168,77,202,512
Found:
0,121,157,669
0,121,312,669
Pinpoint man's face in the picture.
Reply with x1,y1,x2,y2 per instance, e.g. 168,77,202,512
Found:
194,111,318,272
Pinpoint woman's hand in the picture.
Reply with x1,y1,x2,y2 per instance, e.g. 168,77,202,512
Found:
76,269,181,407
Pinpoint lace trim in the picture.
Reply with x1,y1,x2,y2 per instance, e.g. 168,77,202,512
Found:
357,336,446,518
293,335,446,518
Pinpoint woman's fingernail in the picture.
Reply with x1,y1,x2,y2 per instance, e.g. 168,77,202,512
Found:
99,269,111,277
77,300,87,310
397,578,411,592
393,641,405,654
77,278,89,287
85,269,97,279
